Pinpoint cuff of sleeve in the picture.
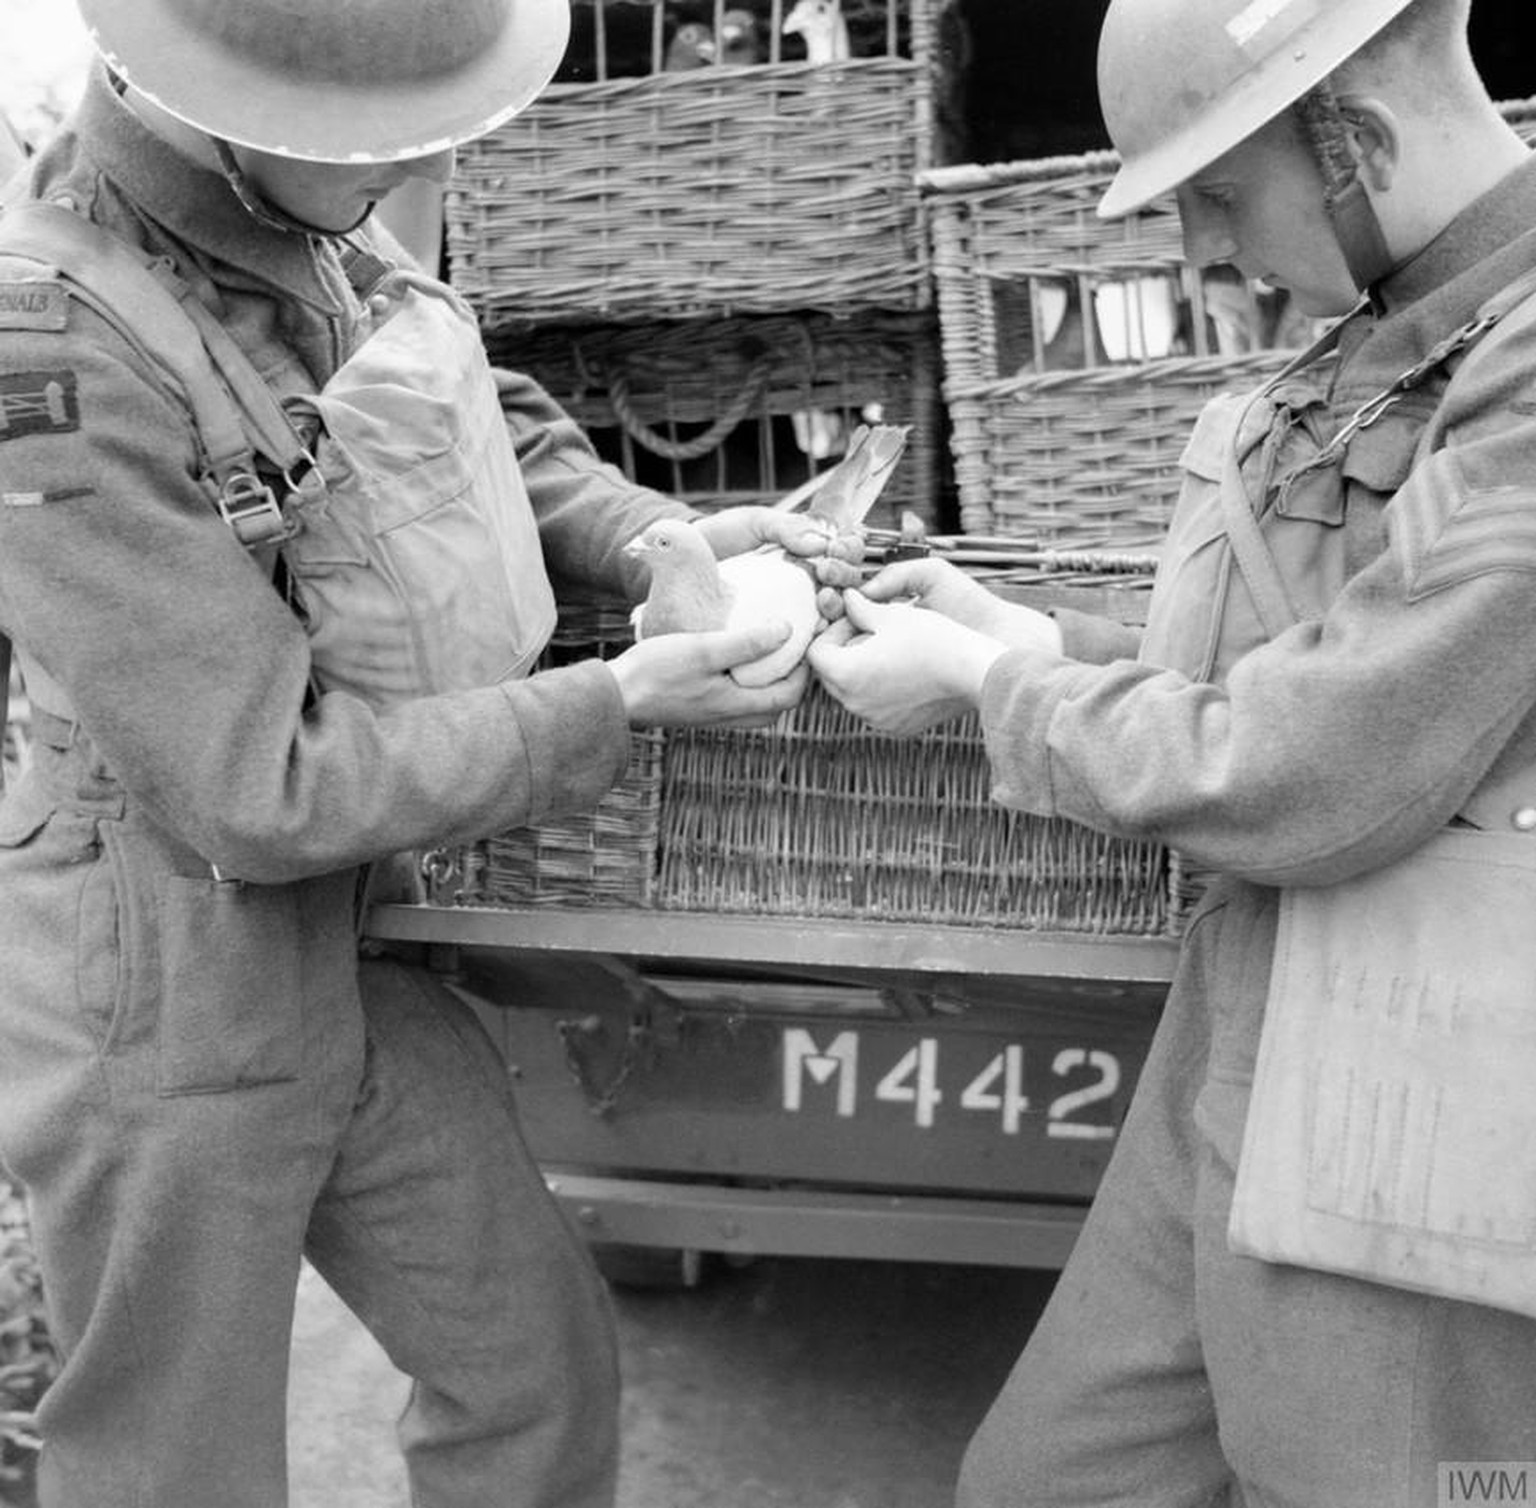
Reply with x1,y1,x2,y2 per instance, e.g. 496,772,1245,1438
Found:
976,647,1084,816
498,659,634,823
1051,605,1142,665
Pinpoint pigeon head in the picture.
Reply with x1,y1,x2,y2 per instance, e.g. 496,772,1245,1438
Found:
783,0,841,41
720,9,763,63
625,521,732,639
624,519,713,565
664,21,717,68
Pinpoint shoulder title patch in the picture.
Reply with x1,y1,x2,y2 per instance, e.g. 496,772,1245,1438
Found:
0,279,68,332
0,369,80,443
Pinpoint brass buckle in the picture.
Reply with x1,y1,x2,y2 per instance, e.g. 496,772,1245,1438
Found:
217,471,293,548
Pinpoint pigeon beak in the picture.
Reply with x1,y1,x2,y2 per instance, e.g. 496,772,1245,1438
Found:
622,534,655,559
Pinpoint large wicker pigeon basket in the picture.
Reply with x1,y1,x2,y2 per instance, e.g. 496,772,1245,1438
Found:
425,569,1194,937
488,307,946,532
919,97,1536,548
445,0,937,329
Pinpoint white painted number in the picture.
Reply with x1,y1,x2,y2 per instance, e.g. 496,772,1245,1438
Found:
1047,1048,1121,1140
960,1045,1030,1134
780,1030,1124,1140
875,1038,943,1129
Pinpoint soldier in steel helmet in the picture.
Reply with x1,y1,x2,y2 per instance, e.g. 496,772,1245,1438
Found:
811,0,1536,1501
0,1,858,1504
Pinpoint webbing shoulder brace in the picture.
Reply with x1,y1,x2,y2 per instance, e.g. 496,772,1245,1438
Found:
0,200,319,761
0,200,310,547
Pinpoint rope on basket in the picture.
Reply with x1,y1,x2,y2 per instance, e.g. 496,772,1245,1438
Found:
606,355,774,461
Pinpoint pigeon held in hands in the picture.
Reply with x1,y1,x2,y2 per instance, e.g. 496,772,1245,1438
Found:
625,521,821,688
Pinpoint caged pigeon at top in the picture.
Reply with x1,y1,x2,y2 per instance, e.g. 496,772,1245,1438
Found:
625,424,910,687
664,20,717,69
720,8,764,64
782,0,850,62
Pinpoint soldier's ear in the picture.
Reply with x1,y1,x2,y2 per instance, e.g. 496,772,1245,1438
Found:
1335,95,1401,193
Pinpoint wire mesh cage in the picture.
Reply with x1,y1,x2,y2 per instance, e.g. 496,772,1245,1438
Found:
489,308,947,530
445,0,938,329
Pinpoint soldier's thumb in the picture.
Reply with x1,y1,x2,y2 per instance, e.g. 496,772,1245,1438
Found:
707,618,792,668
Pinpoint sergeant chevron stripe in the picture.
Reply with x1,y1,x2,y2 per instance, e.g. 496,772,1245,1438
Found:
1395,454,1536,599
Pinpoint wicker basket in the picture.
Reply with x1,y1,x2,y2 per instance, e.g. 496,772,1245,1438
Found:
446,0,936,329
920,97,1536,546
426,601,664,910
945,348,1295,546
429,567,1187,936
490,309,947,531
920,151,1304,545
655,682,1174,932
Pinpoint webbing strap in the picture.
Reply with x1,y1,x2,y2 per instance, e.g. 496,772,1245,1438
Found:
0,200,306,477
0,201,319,730
1,631,11,794
1223,264,1536,638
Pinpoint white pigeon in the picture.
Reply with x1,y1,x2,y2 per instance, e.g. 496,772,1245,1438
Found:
782,0,850,63
625,521,821,688
626,425,910,685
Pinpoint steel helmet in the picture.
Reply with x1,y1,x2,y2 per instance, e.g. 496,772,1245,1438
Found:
76,0,572,164
1096,0,1418,218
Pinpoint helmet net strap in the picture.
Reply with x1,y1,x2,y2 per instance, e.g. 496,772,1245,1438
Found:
214,139,375,240
1295,82,1396,294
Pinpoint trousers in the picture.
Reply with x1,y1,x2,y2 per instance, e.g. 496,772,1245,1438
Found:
0,730,618,1508
957,881,1536,1508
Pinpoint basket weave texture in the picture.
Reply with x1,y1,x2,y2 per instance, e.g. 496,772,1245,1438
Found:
946,348,1294,546
428,602,663,910
433,593,1180,935
490,309,944,530
447,0,935,329
922,97,1536,547
457,730,664,908
655,683,1172,932
921,151,1300,546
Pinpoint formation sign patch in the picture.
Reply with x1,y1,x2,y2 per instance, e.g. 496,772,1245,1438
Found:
0,369,80,443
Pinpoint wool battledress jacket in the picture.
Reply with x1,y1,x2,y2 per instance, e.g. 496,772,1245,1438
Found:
0,65,688,879
975,148,1536,1143
0,67,697,1161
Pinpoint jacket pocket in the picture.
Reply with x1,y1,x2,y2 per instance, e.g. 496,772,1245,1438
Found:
157,876,303,1094
0,772,58,849
1138,394,1241,679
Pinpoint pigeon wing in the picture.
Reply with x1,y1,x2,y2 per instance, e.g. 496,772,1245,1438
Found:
805,423,912,532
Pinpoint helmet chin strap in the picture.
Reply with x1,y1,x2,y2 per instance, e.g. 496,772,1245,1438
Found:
1296,83,1396,297
214,139,375,239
